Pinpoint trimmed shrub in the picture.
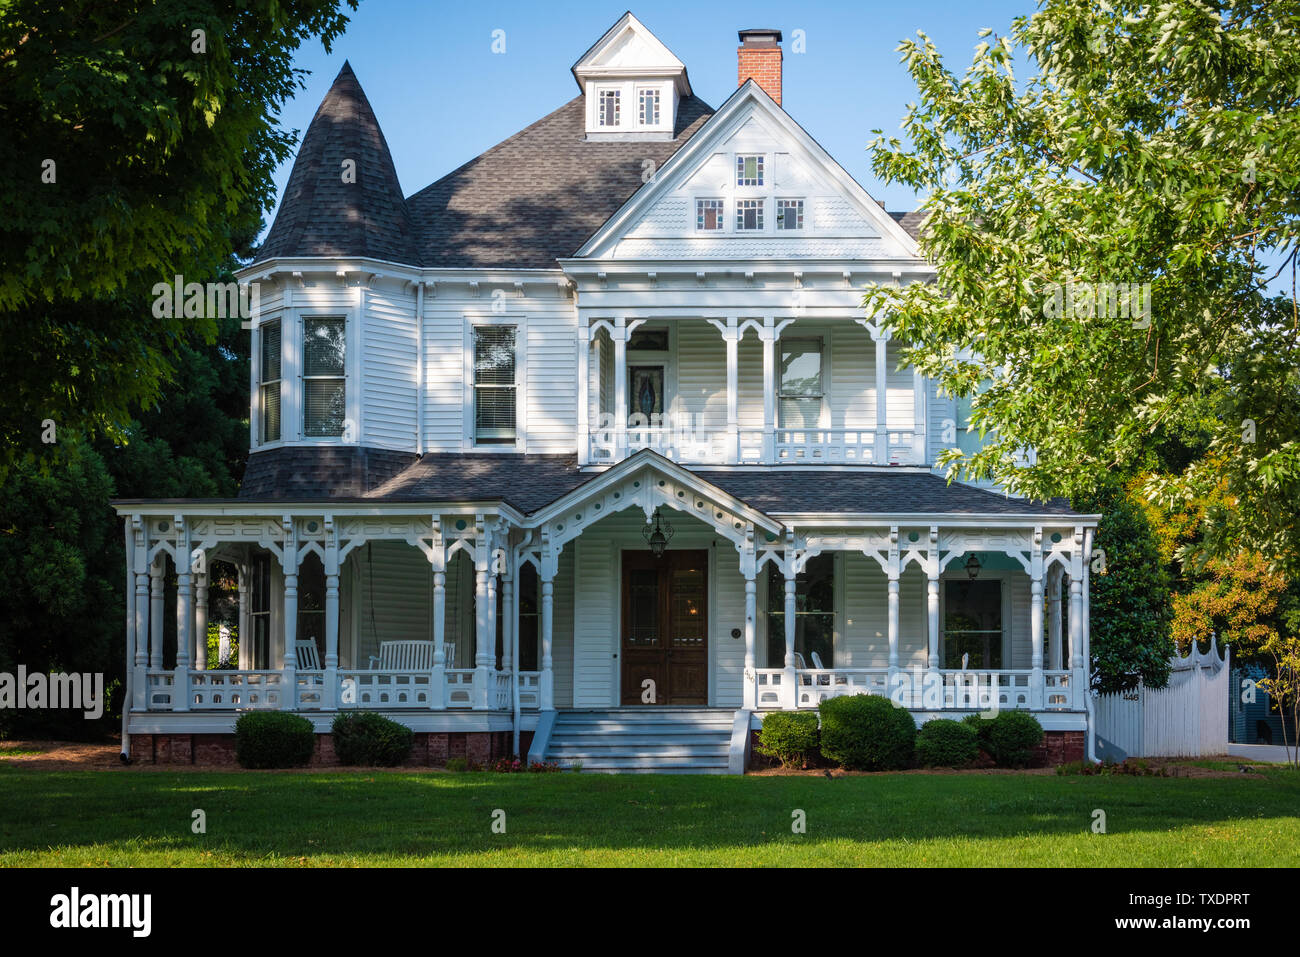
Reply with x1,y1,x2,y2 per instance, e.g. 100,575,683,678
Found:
962,712,993,755
331,712,414,767
445,757,469,772
234,711,315,769
755,711,821,768
915,718,979,768
973,711,1044,768
818,694,916,771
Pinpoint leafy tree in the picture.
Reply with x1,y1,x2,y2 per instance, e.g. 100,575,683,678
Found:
863,0,1300,574
1074,483,1173,692
0,0,356,472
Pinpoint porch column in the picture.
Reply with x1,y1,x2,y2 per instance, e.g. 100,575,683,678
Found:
613,317,629,459
149,558,165,669
430,519,446,710
540,546,555,710
577,321,591,466
742,532,758,710
760,317,777,462
1030,528,1045,710
783,550,798,709
485,559,498,706
1048,566,1063,670
927,526,940,679
193,567,209,672
281,519,299,710
473,524,491,710
123,523,135,716
887,527,901,676
502,574,515,676
173,529,193,712
710,317,740,461
236,564,250,671
1072,527,1088,712
322,519,340,710
874,329,890,464
132,525,149,710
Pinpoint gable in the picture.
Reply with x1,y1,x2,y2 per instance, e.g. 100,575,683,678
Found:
574,82,920,262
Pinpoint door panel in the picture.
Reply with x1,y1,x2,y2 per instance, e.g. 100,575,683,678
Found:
621,550,709,705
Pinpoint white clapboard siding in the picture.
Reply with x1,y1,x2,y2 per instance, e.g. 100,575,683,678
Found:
898,566,928,666
352,540,431,667
843,552,888,667
551,550,576,708
712,541,746,707
1006,574,1030,668
673,321,727,425
572,536,616,707
423,308,465,451
928,378,956,470
831,323,874,429
363,286,419,450
525,301,578,452
885,339,915,428
737,333,764,428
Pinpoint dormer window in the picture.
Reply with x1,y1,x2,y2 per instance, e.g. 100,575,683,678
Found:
598,89,621,127
638,87,660,126
736,154,764,187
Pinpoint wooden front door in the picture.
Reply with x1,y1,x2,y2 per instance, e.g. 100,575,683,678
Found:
621,550,708,705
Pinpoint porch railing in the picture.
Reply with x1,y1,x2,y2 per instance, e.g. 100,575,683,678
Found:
588,425,926,465
755,667,1081,711
774,428,925,465
339,670,433,709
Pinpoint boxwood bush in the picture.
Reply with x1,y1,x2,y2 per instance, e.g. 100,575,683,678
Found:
234,711,315,769
331,712,414,766
818,694,916,771
964,711,1044,768
755,711,820,768
915,718,979,768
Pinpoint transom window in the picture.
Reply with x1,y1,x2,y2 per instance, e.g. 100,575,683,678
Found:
259,320,281,443
638,87,660,126
736,154,764,186
737,199,764,231
778,337,824,427
474,326,517,443
303,318,346,437
598,89,620,127
777,199,804,230
696,199,724,231
766,553,835,668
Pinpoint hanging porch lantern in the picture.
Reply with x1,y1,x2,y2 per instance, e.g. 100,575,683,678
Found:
964,553,982,580
641,506,675,558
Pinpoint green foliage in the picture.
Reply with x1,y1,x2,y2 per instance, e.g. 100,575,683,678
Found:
0,0,357,471
755,711,820,768
862,2,1300,575
1075,483,1174,692
914,718,979,768
444,757,469,772
330,712,414,767
967,711,1045,768
234,711,315,769
818,694,917,771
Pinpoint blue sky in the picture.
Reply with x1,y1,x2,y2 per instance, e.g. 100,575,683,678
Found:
260,0,1039,236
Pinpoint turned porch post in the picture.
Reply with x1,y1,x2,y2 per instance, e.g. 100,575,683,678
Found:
132,521,149,710
539,533,556,710
783,539,798,709
1030,527,1045,710
1048,566,1063,670
430,518,446,710
1069,527,1085,710
502,572,515,677
149,558,165,670
577,321,591,466
193,565,209,672
708,317,741,461
874,328,889,463
760,317,777,462
173,521,193,712
280,517,299,709
236,564,250,671
742,529,758,710
927,526,941,680
473,522,492,710
613,317,629,459
322,517,340,710
887,527,901,676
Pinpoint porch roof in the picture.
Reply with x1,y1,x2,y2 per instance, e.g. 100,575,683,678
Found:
176,447,1084,520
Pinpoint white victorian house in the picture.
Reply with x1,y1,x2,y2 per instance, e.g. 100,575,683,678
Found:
114,14,1100,772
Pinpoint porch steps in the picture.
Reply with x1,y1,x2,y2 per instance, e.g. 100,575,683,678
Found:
544,708,735,774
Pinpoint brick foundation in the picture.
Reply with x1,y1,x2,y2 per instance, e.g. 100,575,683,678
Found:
131,729,516,768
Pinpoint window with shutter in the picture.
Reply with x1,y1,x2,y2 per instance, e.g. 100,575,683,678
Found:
259,321,281,443
474,326,517,443
303,318,346,437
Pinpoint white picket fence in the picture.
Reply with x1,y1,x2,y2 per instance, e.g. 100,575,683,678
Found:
1094,637,1229,760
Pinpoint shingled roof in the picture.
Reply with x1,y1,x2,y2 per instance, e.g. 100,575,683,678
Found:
258,62,421,265
405,94,714,268
889,210,928,241
234,448,1078,518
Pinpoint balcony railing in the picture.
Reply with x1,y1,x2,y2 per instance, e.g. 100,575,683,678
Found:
588,425,926,465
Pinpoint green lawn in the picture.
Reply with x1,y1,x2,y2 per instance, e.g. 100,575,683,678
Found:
1,764,1296,866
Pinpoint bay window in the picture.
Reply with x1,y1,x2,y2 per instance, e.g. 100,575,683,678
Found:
303,317,346,437
259,320,281,443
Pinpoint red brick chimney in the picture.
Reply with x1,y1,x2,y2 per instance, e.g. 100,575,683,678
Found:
737,29,782,105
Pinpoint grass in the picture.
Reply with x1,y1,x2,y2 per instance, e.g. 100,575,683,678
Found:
0,764,1296,867
0,747,42,757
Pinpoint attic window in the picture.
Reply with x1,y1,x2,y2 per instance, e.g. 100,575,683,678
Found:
696,199,724,231
638,88,660,126
598,89,621,127
737,199,764,231
777,199,804,230
736,154,764,187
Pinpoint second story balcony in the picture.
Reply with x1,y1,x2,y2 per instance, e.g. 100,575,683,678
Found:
579,316,929,467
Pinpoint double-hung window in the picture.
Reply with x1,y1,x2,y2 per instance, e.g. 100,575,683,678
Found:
474,326,517,443
778,338,824,428
259,320,281,443
303,318,346,437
